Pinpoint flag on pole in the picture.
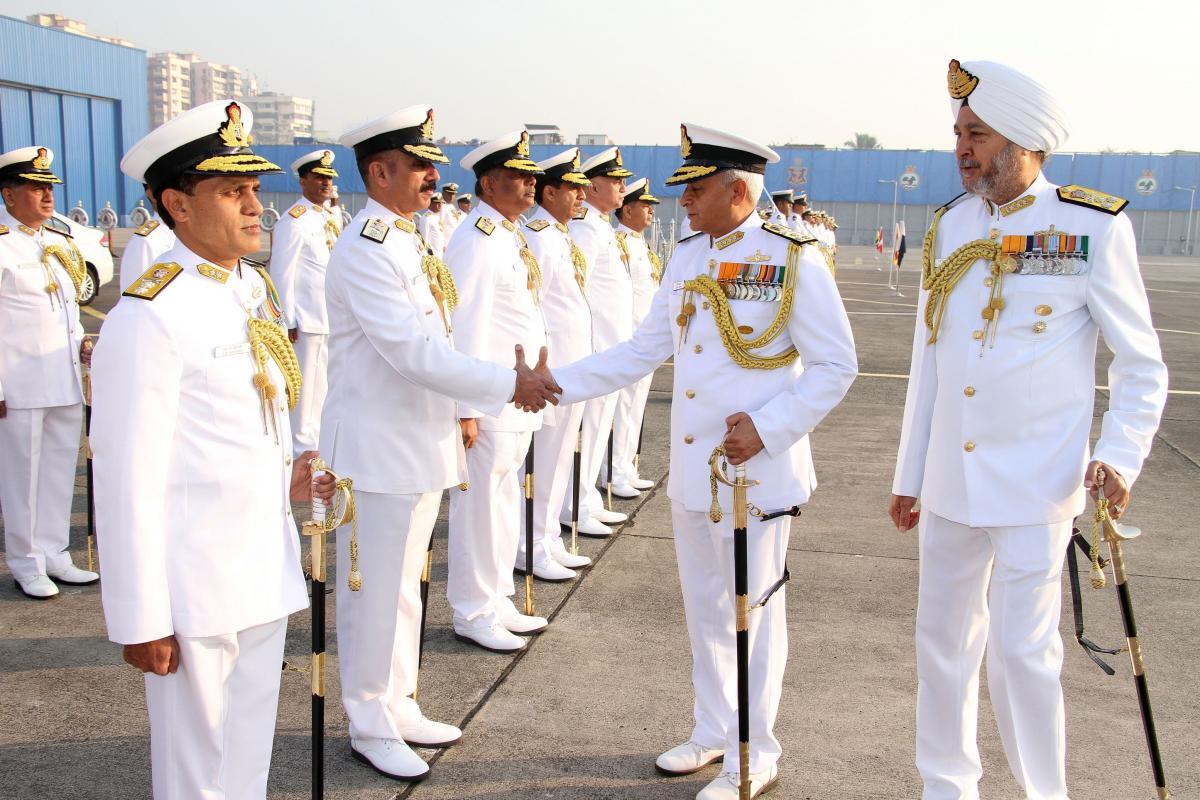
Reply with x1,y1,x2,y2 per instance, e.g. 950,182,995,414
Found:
892,221,907,268
875,227,884,254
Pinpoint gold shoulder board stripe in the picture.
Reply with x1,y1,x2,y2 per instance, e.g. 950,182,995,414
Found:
289,206,307,219
526,219,550,232
1057,184,1129,215
123,263,183,300
762,222,815,246
134,219,160,237
475,217,495,236
0,224,8,235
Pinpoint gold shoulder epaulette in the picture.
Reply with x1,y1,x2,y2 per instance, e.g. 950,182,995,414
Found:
289,205,306,219
0,224,8,235
475,217,495,236
574,207,588,221
133,219,160,237
1057,184,1129,215
762,222,815,246
678,231,704,244
526,219,550,232
123,263,183,300
360,218,389,243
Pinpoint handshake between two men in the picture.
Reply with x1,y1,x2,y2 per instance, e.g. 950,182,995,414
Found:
511,344,563,412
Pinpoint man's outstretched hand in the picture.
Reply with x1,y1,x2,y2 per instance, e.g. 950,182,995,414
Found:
513,345,561,412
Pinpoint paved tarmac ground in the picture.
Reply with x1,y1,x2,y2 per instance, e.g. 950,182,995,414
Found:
2,243,1198,799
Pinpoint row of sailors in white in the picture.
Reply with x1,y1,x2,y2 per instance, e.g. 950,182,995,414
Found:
0,145,100,599
417,189,474,258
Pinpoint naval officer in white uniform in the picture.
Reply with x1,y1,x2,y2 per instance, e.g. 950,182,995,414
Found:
515,148,596,581
119,186,177,292
0,145,98,599
546,123,858,800
889,60,1168,800
270,148,342,456
92,99,335,800
566,146,633,535
444,130,553,653
322,106,559,782
610,177,663,498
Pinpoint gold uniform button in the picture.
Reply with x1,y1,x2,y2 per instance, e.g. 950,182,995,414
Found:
1035,304,1052,316
693,344,703,354
285,455,292,466
684,435,695,444
964,386,976,397
983,277,994,288
685,390,696,399
972,330,984,341
963,441,976,452
1032,321,1048,334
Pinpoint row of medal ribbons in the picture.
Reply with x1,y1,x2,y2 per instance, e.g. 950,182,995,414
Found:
716,261,788,301
999,231,1090,276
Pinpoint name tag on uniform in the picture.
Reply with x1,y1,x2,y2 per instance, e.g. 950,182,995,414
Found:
213,343,251,358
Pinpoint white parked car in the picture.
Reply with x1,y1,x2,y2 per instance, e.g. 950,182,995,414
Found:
43,212,115,306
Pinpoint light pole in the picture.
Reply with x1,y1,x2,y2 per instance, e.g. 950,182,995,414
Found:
1173,185,1196,256
879,179,901,294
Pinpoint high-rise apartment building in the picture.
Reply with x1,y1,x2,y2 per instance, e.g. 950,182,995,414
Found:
244,93,315,145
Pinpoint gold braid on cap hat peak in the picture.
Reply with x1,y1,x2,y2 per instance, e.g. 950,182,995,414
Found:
947,59,978,99
679,243,802,371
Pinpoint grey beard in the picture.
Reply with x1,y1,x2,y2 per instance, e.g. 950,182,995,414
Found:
962,143,1022,200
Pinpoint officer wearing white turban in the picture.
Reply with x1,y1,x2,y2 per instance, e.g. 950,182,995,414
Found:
889,60,1167,800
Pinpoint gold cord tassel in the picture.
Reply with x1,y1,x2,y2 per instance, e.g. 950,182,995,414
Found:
708,444,726,522
1090,473,1110,589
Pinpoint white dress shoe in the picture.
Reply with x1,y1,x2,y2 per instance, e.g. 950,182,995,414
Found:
655,740,724,776
610,482,641,499
350,737,430,781
453,621,527,653
47,565,99,585
15,575,59,600
630,477,656,490
591,507,628,525
515,558,575,582
696,764,779,799
550,539,592,569
496,597,549,634
395,716,462,748
570,516,613,538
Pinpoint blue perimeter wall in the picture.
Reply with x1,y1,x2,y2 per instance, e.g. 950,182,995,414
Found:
1,11,1196,218
255,144,1200,213
0,15,148,217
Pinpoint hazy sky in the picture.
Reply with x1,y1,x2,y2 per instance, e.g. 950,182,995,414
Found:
5,0,1198,152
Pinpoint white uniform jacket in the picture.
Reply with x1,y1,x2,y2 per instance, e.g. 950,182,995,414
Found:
554,213,858,514
445,201,547,433
269,198,339,334
0,209,84,407
439,204,464,243
615,222,659,327
892,173,1168,527
570,202,633,350
319,199,516,495
418,210,448,258
118,215,177,292
91,244,308,644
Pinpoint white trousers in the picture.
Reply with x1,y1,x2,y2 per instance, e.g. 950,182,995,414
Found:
916,512,1072,800
337,489,441,740
612,373,653,486
290,331,328,456
518,402,585,568
672,501,791,775
145,616,288,800
0,403,83,580
568,391,618,522
448,430,531,625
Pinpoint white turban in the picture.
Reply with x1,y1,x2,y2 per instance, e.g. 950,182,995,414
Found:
947,59,1069,154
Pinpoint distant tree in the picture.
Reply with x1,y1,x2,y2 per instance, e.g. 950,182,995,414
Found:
844,132,882,150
